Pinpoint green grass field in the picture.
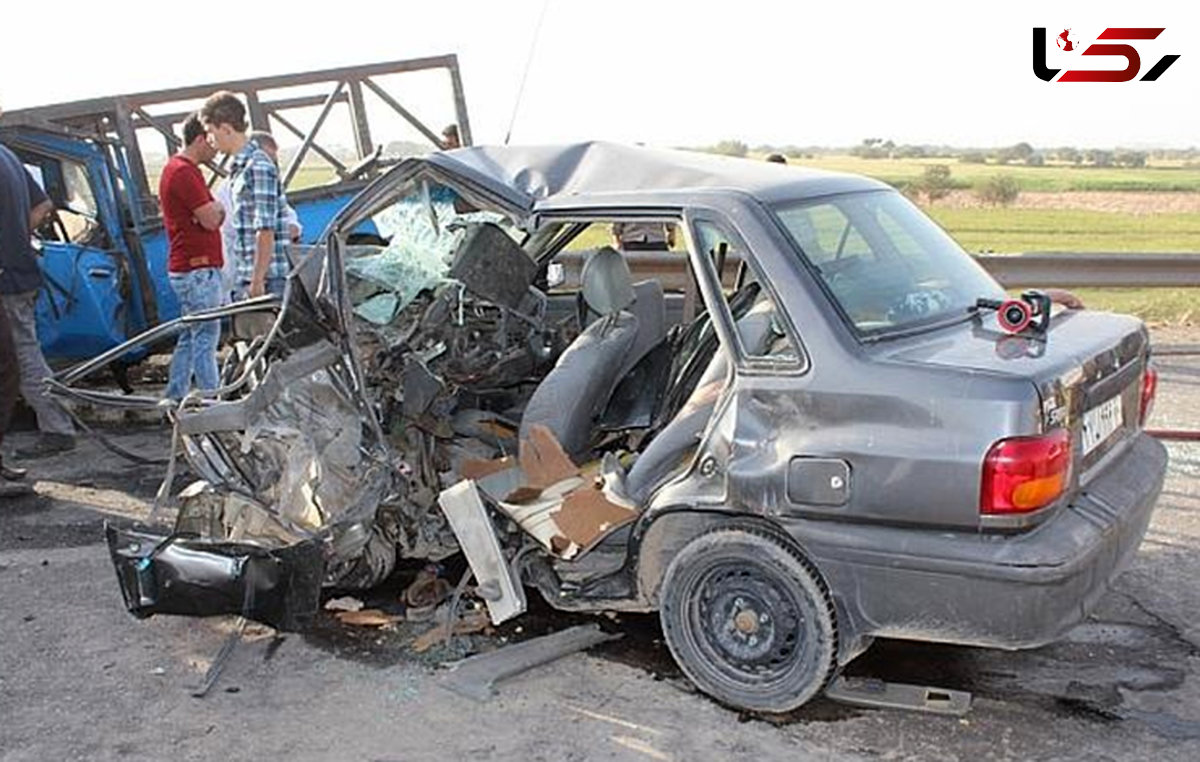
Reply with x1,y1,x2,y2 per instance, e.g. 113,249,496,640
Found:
779,155,1200,193
926,208,1200,253
1064,288,1195,325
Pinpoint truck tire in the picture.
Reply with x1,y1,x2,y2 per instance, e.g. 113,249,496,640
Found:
659,526,837,712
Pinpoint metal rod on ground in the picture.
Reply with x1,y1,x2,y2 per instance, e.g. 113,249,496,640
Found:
1153,345,1200,357
191,616,246,698
1148,429,1200,442
442,567,475,651
61,405,171,467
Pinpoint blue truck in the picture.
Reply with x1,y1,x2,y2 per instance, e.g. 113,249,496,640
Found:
0,56,471,368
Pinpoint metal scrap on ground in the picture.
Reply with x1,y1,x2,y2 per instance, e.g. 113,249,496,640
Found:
824,676,973,716
439,624,620,701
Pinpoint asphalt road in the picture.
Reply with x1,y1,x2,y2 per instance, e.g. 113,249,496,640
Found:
1,333,1198,761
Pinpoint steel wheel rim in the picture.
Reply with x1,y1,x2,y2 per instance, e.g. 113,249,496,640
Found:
685,560,810,688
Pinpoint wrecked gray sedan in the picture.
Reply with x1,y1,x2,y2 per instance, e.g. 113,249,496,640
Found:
76,143,1167,712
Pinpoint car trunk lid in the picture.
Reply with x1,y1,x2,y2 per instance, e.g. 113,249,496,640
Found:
880,309,1150,484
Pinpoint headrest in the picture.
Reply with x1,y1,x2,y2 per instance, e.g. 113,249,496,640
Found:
581,246,635,315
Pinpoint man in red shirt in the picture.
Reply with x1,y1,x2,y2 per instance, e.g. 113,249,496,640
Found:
159,114,225,401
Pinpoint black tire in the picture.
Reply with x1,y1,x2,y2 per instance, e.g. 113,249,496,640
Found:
659,526,837,712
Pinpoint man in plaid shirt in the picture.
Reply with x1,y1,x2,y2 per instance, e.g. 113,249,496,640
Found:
200,91,289,298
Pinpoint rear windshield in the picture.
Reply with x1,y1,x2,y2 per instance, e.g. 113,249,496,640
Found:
772,190,1003,336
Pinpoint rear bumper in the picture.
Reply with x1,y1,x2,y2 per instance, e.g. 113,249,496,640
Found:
105,523,325,632
788,433,1168,650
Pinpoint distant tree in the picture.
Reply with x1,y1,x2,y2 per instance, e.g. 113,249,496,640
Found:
1086,149,1114,167
975,175,1020,206
896,144,927,159
710,140,749,157
992,148,1014,165
851,138,888,159
1055,146,1082,164
1026,153,1045,167
911,165,954,204
1114,149,1148,168
1010,142,1035,162
960,151,988,164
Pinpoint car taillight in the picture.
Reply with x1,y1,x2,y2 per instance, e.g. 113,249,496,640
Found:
980,429,1071,515
1139,364,1158,426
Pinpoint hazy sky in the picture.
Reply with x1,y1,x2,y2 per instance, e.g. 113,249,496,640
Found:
2,0,1195,150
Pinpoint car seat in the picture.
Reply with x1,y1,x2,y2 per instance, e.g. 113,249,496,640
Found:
519,247,640,460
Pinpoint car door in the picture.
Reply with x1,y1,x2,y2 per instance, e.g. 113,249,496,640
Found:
677,211,839,519
9,133,135,361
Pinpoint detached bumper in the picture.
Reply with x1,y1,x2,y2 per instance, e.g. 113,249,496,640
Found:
105,524,325,632
791,433,1168,650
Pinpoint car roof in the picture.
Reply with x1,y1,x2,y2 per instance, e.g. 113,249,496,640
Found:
425,141,889,209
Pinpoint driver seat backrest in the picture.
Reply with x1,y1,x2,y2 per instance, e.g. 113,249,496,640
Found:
580,276,666,377
622,279,666,375
520,247,639,460
625,298,778,503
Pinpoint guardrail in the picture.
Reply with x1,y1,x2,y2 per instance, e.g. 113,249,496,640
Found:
977,253,1200,288
556,251,1200,290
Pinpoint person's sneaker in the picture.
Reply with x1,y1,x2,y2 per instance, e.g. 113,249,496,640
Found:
15,433,76,459
0,456,27,481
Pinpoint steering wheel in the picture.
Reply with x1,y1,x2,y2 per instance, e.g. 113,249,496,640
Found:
34,209,71,243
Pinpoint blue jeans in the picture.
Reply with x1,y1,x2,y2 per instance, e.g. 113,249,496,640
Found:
166,267,223,400
1,291,75,435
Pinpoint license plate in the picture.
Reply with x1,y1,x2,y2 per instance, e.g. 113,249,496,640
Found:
1082,395,1124,456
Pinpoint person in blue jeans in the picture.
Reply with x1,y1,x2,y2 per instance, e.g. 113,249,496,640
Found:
159,115,226,400
1,135,77,460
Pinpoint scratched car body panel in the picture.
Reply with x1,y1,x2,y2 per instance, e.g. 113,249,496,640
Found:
73,143,1167,712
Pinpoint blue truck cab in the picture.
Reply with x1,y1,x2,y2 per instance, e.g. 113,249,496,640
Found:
0,55,472,365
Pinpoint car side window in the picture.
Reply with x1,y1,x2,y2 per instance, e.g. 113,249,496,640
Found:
21,154,104,246
692,220,798,364
59,160,101,243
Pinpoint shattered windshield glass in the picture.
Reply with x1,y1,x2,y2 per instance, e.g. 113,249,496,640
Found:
772,190,1004,336
346,181,513,324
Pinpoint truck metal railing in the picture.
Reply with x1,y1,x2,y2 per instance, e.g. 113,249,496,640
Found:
0,56,471,224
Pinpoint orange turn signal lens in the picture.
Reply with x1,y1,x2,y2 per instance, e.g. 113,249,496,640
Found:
1011,472,1068,510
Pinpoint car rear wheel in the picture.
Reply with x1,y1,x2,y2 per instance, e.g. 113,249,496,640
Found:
659,526,837,713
